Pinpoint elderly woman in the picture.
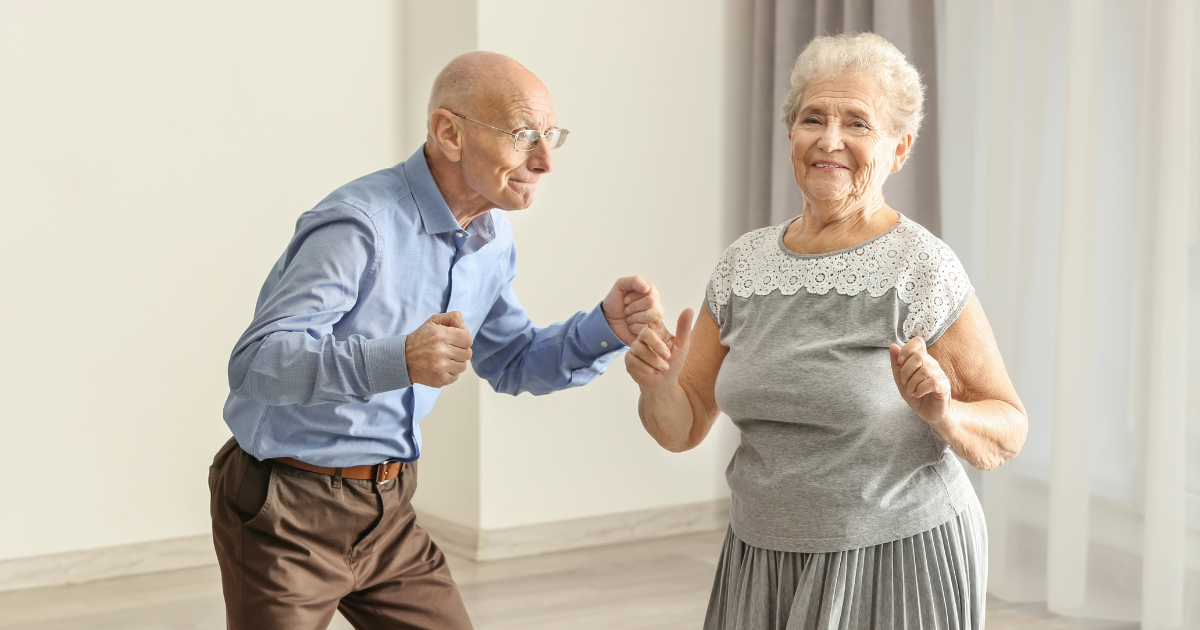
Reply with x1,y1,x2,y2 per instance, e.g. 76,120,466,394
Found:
625,33,1026,629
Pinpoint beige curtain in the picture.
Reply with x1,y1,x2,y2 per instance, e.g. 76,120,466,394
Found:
744,0,942,234
939,0,1200,627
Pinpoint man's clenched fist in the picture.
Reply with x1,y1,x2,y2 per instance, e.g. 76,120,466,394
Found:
602,276,666,345
405,312,474,388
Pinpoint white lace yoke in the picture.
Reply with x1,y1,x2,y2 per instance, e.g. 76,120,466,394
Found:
706,217,973,339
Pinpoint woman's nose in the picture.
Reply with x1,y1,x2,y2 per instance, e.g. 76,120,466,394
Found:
817,123,845,153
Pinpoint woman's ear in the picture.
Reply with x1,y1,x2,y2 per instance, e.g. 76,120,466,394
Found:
428,109,465,163
891,134,913,173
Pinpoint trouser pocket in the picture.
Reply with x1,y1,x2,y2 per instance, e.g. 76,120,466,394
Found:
234,460,274,526
209,437,275,528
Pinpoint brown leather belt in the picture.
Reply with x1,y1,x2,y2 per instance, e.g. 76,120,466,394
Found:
273,457,406,483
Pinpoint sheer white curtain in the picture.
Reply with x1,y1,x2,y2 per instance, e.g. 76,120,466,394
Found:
937,0,1200,627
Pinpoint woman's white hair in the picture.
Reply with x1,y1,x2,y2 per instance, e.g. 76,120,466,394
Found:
781,32,924,142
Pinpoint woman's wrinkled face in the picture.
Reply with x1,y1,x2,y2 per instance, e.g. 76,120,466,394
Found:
790,74,904,204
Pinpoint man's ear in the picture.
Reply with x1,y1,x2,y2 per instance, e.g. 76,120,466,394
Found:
891,133,913,173
429,108,465,163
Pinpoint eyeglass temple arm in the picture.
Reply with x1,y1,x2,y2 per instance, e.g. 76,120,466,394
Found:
455,112,565,137
452,113,518,138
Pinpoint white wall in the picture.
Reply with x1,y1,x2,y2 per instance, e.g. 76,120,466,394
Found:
0,1,402,561
473,0,744,530
410,0,752,532
0,0,753,560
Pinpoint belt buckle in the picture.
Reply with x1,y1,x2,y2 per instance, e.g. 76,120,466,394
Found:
375,463,393,483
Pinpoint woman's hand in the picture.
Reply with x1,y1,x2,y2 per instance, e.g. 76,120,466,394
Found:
889,337,953,428
625,309,694,392
887,297,1028,470
630,305,727,453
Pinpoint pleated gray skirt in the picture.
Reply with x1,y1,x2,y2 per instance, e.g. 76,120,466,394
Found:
704,499,987,630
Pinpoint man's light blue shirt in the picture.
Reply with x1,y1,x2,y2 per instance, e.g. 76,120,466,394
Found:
223,146,626,466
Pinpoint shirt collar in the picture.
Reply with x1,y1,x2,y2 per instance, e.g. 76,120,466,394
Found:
404,144,462,235
403,144,497,243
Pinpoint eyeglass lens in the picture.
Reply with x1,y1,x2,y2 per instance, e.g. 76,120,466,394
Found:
514,128,569,151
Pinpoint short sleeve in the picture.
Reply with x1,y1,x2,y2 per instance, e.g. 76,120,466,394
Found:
705,242,737,328
900,239,974,345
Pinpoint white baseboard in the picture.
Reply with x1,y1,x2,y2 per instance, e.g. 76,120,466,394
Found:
417,498,731,562
0,535,216,594
0,500,731,593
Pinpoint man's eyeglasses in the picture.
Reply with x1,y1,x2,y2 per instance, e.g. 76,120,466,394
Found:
452,113,569,152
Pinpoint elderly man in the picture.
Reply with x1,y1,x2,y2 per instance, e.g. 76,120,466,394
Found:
209,51,662,629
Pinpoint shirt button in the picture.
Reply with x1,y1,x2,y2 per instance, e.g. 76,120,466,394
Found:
456,232,465,237
601,341,609,348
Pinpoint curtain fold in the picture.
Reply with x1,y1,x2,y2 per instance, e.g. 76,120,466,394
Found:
938,0,1200,628
1046,0,1102,614
1141,1,1193,626
743,0,942,235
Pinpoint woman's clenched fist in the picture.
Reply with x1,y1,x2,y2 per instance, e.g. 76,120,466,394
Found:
889,337,952,426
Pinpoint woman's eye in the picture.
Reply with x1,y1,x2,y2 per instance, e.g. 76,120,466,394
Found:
804,117,820,124
851,121,868,129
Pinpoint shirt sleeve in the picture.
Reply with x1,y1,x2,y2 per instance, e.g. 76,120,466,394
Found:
705,240,738,329
227,208,410,407
470,249,626,396
905,239,975,345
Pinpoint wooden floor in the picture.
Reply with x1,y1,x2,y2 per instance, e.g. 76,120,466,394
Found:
0,529,1136,630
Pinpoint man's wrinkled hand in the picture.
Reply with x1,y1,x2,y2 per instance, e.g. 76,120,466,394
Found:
406,312,473,388
602,275,666,345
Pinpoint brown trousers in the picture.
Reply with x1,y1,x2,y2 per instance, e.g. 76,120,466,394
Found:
208,437,473,630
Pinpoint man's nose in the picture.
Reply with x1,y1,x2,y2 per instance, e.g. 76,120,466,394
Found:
526,137,554,174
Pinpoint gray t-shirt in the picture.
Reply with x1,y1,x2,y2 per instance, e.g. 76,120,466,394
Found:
706,215,978,553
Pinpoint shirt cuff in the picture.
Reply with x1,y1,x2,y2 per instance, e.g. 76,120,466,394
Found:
579,302,628,358
365,335,412,394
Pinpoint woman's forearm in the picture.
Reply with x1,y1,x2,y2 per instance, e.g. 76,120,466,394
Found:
638,379,699,452
627,305,726,453
932,399,1028,471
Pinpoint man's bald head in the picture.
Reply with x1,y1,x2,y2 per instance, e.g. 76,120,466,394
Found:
423,51,558,216
427,51,548,128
